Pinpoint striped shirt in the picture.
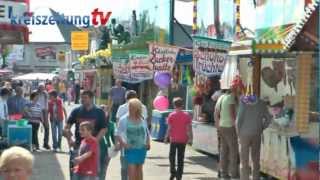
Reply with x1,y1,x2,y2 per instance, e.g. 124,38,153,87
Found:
26,102,42,123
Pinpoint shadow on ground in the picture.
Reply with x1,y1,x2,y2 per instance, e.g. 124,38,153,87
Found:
187,154,219,171
31,150,66,180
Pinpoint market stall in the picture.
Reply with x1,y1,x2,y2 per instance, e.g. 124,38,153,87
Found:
191,36,232,154
229,1,320,178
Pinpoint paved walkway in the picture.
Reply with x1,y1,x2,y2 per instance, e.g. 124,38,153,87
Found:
1,104,219,180
30,140,219,180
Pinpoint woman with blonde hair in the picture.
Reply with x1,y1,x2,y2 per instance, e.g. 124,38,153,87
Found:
117,98,150,180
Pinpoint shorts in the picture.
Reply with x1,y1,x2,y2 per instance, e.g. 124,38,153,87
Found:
124,148,147,165
72,174,97,180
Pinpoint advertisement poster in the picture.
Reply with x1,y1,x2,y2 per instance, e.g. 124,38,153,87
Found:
193,37,230,76
149,43,179,72
35,46,56,60
6,45,24,62
113,58,142,83
130,53,153,80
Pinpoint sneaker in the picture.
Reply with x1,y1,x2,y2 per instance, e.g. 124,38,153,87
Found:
43,144,51,150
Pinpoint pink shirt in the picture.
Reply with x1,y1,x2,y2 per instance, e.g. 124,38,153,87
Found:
167,110,192,144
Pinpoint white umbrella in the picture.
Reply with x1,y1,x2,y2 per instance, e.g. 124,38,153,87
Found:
12,73,57,81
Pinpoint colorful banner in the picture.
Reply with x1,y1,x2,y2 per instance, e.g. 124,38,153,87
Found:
35,46,56,60
149,43,179,72
113,59,131,81
113,58,142,83
176,49,193,63
193,37,231,76
130,53,153,80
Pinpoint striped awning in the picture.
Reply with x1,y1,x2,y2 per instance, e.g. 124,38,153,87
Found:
282,0,320,50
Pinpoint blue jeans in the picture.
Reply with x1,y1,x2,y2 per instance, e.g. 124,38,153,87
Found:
51,120,63,149
72,174,97,180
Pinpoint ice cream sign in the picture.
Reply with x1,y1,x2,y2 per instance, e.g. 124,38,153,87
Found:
0,1,27,24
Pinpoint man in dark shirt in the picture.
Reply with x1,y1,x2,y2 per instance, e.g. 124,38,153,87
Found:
109,79,126,122
7,86,27,115
63,90,108,179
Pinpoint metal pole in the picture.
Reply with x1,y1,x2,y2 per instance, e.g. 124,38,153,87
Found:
169,0,175,45
317,0,320,146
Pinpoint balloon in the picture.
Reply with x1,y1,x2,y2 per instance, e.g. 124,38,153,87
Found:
154,72,171,89
153,96,169,111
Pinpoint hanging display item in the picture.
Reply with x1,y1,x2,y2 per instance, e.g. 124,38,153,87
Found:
154,72,172,89
193,36,231,76
240,60,257,104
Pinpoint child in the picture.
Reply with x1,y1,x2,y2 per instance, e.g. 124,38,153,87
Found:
165,97,193,180
0,146,34,180
72,121,98,180
99,105,116,179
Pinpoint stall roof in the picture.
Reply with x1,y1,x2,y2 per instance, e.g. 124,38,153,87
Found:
283,4,319,51
230,0,319,55
12,73,57,80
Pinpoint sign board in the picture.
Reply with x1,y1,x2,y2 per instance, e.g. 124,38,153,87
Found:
6,45,24,62
71,31,89,50
0,1,27,24
176,49,193,63
35,46,56,60
130,53,153,80
193,37,231,76
149,43,179,72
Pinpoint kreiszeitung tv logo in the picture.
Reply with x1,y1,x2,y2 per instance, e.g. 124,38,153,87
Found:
1,5,112,27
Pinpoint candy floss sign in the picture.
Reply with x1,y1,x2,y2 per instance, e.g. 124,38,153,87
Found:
193,37,231,76
130,54,153,80
149,43,179,72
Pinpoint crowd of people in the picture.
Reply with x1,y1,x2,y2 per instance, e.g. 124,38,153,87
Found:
0,79,193,180
0,78,272,180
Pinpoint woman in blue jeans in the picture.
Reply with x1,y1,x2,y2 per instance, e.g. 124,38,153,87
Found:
48,90,67,151
117,98,150,180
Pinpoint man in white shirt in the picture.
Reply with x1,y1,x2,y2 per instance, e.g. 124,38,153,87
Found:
36,83,50,150
115,90,148,180
0,88,10,135
116,90,148,122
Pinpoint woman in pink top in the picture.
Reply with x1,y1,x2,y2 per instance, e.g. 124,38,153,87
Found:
165,97,193,180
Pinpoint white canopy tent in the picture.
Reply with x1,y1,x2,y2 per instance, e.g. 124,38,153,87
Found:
13,73,57,81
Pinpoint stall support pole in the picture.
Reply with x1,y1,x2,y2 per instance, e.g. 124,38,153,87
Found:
169,0,175,45
317,3,320,145
252,55,261,97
